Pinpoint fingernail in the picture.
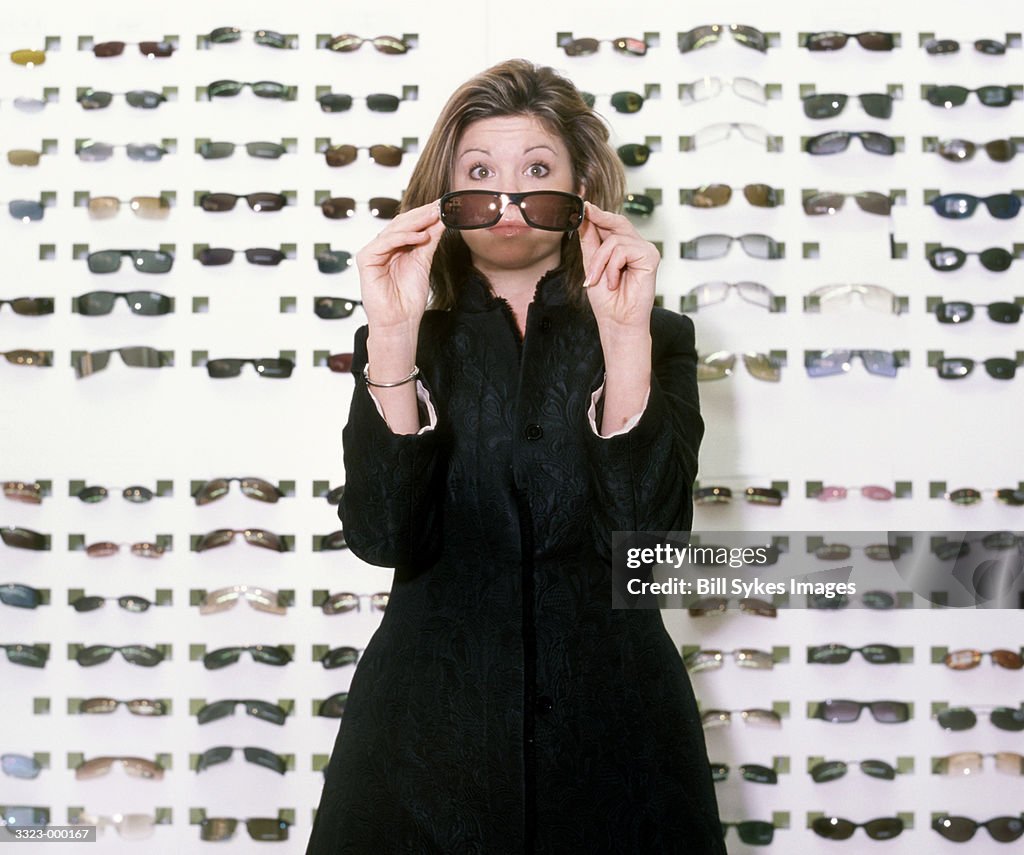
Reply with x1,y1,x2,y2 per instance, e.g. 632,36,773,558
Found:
581,276,591,289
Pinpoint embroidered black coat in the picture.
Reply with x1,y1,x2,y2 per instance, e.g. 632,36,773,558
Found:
306,271,725,855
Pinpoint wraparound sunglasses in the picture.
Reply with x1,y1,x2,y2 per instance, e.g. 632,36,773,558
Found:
439,191,584,232
561,36,647,56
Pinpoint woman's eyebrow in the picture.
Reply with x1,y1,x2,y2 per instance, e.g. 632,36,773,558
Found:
458,147,490,159
524,144,557,155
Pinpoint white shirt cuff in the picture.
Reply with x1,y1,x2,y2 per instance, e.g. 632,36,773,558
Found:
588,378,650,438
367,380,437,435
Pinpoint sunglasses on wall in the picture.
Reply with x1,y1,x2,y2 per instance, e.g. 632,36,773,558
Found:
936,138,1016,162
936,705,1024,731
0,583,41,610
317,250,354,274
76,291,172,316
193,477,283,504
75,812,157,840
206,358,294,379
198,141,286,159
75,755,164,780
812,699,911,723
2,753,42,779
804,192,892,216
926,85,1014,108
802,92,893,119
86,249,174,274
808,644,901,665
928,245,1014,272
199,817,290,842
75,347,171,379
7,199,45,221
616,143,650,166
1,643,48,667
580,91,646,113
930,192,1021,219
934,301,1021,324
561,37,647,56
684,648,774,672
78,141,167,162
324,144,404,167
680,76,766,105
321,591,389,614
10,48,46,65
681,233,782,260
207,80,290,99
316,691,349,718
809,758,896,783
678,24,768,53
3,481,45,503
684,184,779,209
195,528,287,552
315,297,362,319
198,247,285,266
196,745,286,775
326,34,409,54
944,648,1023,670
812,485,896,501
7,149,42,166
697,352,782,382
84,539,164,557
692,486,784,506
439,190,584,232
75,644,164,667
321,196,401,219
934,356,1018,380
79,697,167,715
805,131,896,155
686,281,775,309
934,752,1024,776
805,349,899,378
200,585,286,615
196,698,288,725
721,821,774,845
202,644,292,670
71,594,155,613
806,31,895,51
1,527,48,550
78,89,166,109
933,815,1024,843
317,92,402,113
199,192,286,212
808,284,901,314
206,27,291,48
92,40,174,57
687,596,777,617
813,817,903,840
0,298,53,315
86,196,170,219
710,763,777,784
702,708,782,728
925,37,1007,55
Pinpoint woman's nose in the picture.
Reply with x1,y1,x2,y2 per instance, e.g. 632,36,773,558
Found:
498,195,527,224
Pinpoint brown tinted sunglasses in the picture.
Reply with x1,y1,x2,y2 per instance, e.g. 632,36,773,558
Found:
195,528,287,552
75,755,164,781
324,144,403,167
85,540,164,558
192,477,283,505
945,649,1023,670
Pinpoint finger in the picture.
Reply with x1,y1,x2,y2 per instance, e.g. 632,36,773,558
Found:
583,201,635,238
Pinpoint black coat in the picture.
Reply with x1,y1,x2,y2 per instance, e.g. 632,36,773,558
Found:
307,270,725,855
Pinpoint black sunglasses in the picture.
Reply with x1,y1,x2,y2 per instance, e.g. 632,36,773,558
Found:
710,762,777,784
315,297,363,319
928,245,1014,272
317,249,353,274
561,36,647,56
71,594,154,613
813,816,903,840
812,699,911,723
934,301,1022,324
1,643,48,667
934,356,1018,380
320,646,361,669
580,90,646,113
933,814,1024,843
802,92,893,119
198,141,286,159
678,24,767,53
930,192,1021,219
206,27,291,48
936,138,1016,162
199,192,286,213
78,89,166,109
196,746,286,775
809,758,896,783
206,358,294,379
198,247,285,266
925,37,1006,55
317,92,402,113
202,644,292,670
75,644,164,667
720,820,774,845
316,691,349,718
76,291,172,316
192,477,283,505
92,39,175,58
807,643,901,665
440,190,584,232
936,706,1024,732
806,31,895,50
196,698,288,725
805,131,896,155
79,697,167,715
86,249,173,274
0,297,54,316
926,85,1014,108
207,80,290,99
320,196,401,220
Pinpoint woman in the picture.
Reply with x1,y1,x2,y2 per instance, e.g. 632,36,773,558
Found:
307,59,723,854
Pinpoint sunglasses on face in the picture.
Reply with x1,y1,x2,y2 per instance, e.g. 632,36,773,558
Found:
199,817,290,842
687,596,777,617
945,648,1023,670
928,245,1014,272
685,648,774,673
315,297,362,319
935,356,1018,380
1,527,48,550
75,755,163,781
200,192,286,213
79,697,167,715
697,352,782,382
322,591,389,614
2,753,42,779
71,594,154,613
78,89,166,109
1,643,48,667
936,301,1022,324
925,37,1006,55
804,191,892,216
934,815,1024,843
207,27,290,48
802,92,894,119
927,85,1014,108
805,349,899,378
686,281,775,309
324,144,404,167
193,477,283,505
75,812,156,840
207,79,290,99
702,708,782,728
197,745,286,775
197,698,288,725
439,190,584,232
7,199,45,221
0,583,41,608
721,821,774,845
935,752,1024,776
710,763,777,784
78,141,167,162
76,644,164,667
682,233,782,260
76,290,172,316
809,644,901,665
937,705,1024,731
7,149,41,166
0,298,53,316
813,816,903,840
561,36,647,56
806,131,896,155
680,76,765,105
317,92,402,113
685,184,779,208
693,122,768,148
326,33,409,53
196,528,287,553
809,284,900,313
84,540,164,558
86,249,173,274
806,31,895,51
930,192,1021,219
206,357,294,379
678,24,768,53
203,645,292,670
92,40,174,57
198,141,286,159
692,486,784,506
317,250,354,274
580,91,646,113
321,196,401,220
810,758,896,783
200,585,286,616
813,699,911,723
198,247,285,266
937,137,1016,162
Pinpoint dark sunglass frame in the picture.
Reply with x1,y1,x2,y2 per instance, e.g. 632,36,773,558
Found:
806,31,896,51
926,85,1014,108
812,699,911,723
933,814,1024,843
813,816,904,840
809,758,896,783
199,193,287,212
930,192,1021,219
196,745,286,775
75,644,164,667
86,249,174,274
439,190,585,232
678,24,768,53
802,92,894,119
198,247,285,266
193,478,283,505
805,131,896,155
196,698,288,725
202,645,292,670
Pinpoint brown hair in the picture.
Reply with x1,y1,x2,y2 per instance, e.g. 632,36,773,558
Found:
402,58,626,310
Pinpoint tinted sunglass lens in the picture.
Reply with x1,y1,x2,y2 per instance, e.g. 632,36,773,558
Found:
521,193,583,230
928,247,966,270
321,197,356,219
2,753,41,778
322,646,359,668
318,93,353,112
810,644,852,664
623,194,655,216
247,193,285,212
986,193,1021,218
126,90,163,108
127,143,165,161
249,700,287,724
79,90,113,109
196,700,234,723
245,248,285,265
691,184,731,208
9,200,44,221
985,139,1016,162
928,85,969,107
925,38,959,54
369,145,403,166
810,760,847,782
807,32,848,50
563,37,599,56
865,818,903,839
617,143,650,166
738,821,774,845
871,701,909,722
861,759,896,779
121,645,163,666
118,595,151,613
987,302,1021,323
937,138,974,161
0,583,40,608
990,817,1024,842
252,645,291,665
862,644,900,664
246,819,289,841
199,248,235,266
813,817,856,839
741,764,777,784
201,193,238,212
803,93,845,118
326,144,358,166
743,184,777,207
860,93,893,119
861,133,895,154
978,85,1012,106
975,38,1006,55
979,248,1013,271
246,142,285,158
319,692,349,717
72,595,106,612
440,192,499,228
858,31,894,50
252,81,287,98
199,142,236,159
806,132,849,154
369,197,400,219
366,93,400,112
609,91,644,113
208,80,242,97
984,358,1017,379
316,251,353,274
139,40,174,57
934,816,977,842
254,358,294,378
207,359,244,378
203,647,241,669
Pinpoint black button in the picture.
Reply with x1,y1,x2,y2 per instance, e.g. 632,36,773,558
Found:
524,423,543,441
540,318,552,332
536,696,553,714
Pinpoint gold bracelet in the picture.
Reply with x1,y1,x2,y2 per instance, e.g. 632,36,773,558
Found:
362,363,420,388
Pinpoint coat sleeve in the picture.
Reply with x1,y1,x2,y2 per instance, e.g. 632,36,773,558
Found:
583,310,704,555
338,324,445,568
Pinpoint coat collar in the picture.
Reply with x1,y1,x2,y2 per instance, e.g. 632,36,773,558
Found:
456,267,570,313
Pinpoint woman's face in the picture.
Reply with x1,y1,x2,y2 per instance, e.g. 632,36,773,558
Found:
450,115,578,275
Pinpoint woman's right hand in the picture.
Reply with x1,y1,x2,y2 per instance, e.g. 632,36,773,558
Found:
355,200,447,339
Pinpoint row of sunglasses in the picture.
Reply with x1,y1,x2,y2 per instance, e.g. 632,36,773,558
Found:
1,478,341,504
1,643,361,669
684,645,1024,669
6,28,1022,57
0,528,347,551
8,189,1024,219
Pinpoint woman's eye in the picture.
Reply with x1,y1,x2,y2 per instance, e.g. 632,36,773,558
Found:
527,162,550,177
469,164,491,179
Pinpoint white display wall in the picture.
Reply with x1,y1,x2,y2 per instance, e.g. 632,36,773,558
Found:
1,0,1022,851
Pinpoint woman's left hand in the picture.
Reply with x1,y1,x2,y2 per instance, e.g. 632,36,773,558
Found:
578,200,659,332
